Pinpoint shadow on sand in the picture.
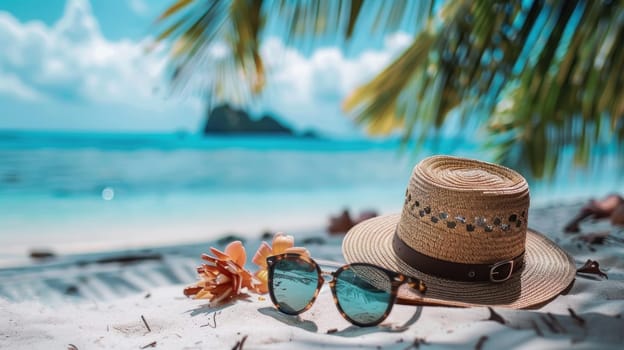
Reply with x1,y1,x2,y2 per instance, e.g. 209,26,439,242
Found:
257,305,424,336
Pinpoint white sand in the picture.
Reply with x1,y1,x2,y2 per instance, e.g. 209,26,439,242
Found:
1,204,624,349
1,274,623,349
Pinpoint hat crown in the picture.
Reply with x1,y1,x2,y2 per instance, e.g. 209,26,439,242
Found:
397,156,530,264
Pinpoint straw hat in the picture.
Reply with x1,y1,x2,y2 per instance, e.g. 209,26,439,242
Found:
342,155,576,309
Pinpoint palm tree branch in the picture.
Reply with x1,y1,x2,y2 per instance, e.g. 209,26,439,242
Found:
345,0,623,177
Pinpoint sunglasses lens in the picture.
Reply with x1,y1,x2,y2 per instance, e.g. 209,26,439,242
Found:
334,265,393,325
270,256,319,314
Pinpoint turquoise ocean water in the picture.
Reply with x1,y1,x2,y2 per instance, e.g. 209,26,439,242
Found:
0,130,622,260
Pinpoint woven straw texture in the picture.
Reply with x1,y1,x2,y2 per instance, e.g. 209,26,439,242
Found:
342,156,576,309
343,215,576,309
399,156,530,264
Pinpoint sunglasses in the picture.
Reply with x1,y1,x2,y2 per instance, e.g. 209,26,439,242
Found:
266,253,427,327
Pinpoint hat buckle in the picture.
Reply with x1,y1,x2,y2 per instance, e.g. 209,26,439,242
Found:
489,260,514,283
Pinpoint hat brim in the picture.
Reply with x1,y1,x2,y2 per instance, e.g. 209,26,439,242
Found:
342,214,576,309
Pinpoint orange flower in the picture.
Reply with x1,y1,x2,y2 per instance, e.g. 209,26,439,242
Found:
183,241,259,304
252,232,309,293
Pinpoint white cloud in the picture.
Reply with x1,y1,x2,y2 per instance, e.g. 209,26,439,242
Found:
54,0,99,43
154,32,411,136
259,33,411,135
0,0,190,112
385,32,412,52
0,0,411,135
0,70,46,101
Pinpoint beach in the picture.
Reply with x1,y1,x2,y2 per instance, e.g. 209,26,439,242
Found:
1,133,624,349
1,202,623,349
2,0,624,348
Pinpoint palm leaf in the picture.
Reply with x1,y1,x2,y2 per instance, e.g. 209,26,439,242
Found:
154,0,432,101
157,0,196,21
344,0,624,178
154,0,624,178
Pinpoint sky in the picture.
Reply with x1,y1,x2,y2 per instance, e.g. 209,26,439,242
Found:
0,0,412,137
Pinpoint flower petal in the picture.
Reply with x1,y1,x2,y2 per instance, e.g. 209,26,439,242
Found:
183,286,203,297
215,273,232,286
185,240,264,304
209,247,231,261
253,269,269,294
252,241,272,268
200,254,218,263
210,286,233,305
224,241,247,267
195,289,213,299
215,262,234,277
284,247,310,257
206,284,231,303
240,269,256,290
272,232,295,254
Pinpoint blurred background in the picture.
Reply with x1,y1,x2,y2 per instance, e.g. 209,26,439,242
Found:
1,0,623,266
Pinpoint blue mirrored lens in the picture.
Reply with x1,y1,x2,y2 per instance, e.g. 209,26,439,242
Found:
334,265,392,325
271,257,319,314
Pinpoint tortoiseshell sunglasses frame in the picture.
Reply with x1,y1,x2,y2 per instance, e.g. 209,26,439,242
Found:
266,253,427,327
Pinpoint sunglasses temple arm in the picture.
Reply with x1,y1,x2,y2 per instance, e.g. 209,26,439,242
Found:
405,276,427,293
396,278,458,307
395,297,461,307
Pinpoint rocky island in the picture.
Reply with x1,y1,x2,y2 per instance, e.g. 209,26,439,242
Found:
203,105,318,138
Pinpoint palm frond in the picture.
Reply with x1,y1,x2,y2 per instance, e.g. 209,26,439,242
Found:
344,0,624,178
154,0,432,103
491,1,624,177
157,0,196,21
229,0,265,93
155,1,267,105
343,31,436,135
154,0,624,178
